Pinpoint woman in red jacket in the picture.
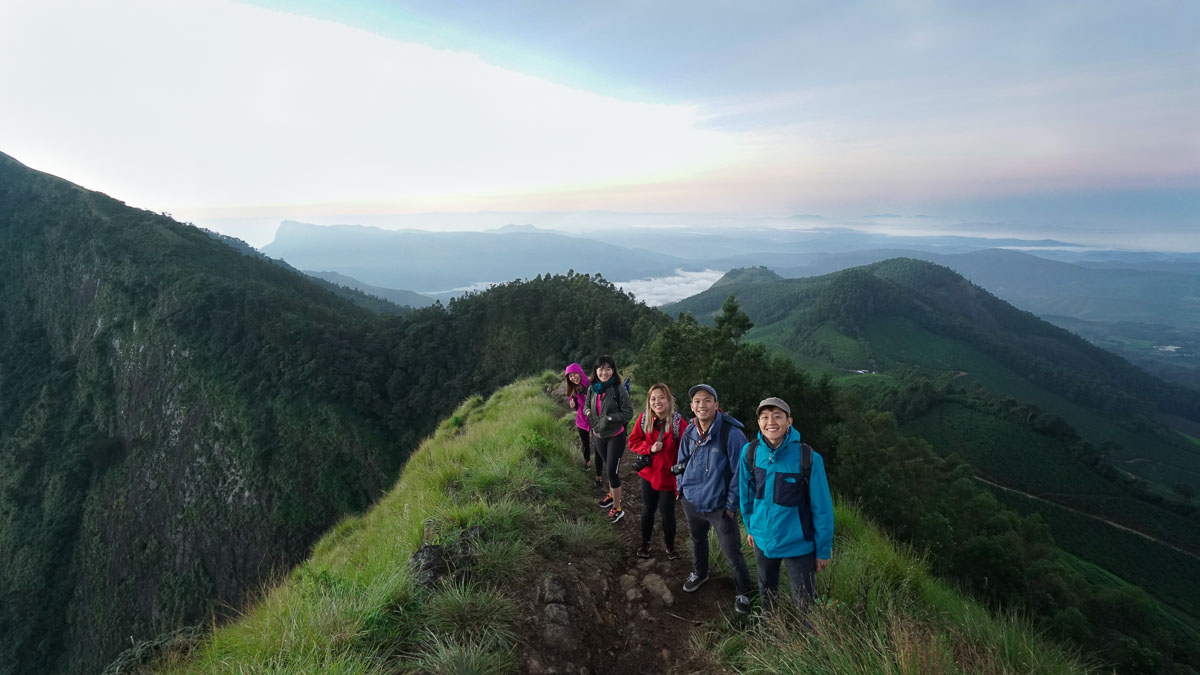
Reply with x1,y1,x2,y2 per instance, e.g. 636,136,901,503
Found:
628,382,688,559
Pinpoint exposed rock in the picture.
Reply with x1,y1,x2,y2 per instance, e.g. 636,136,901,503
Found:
542,576,568,605
542,624,575,652
641,573,675,606
408,545,449,588
544,603,572,625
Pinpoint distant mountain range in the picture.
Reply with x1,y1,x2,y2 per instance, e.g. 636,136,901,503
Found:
260,220,698,292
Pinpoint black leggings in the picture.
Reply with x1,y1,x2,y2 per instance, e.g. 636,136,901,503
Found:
591,434,626,489
577,427,592,465
640,478,677,547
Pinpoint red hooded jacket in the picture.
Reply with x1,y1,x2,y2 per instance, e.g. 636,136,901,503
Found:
628,411,688,492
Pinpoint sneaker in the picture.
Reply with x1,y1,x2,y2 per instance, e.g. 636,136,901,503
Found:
598,494,613,508
609,508,625,524
734,594,751,615
665,546,680,560
593,477,603,490
636,543,651,558
682,572,709,593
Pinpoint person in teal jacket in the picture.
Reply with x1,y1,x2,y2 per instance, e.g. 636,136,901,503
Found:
739,397,834,612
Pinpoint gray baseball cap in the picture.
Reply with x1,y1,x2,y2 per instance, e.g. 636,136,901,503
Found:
756,397,791,417
688,383,718,401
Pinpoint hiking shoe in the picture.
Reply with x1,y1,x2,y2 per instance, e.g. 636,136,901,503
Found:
734,594,751,615
665,546,680,560
598,494,613,508
609,508,625,524
636,543,652,558
682,572,709,593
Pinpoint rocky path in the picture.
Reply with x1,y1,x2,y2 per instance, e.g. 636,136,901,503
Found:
516,388,740,674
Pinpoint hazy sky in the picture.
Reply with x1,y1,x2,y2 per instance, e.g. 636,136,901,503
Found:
1,0,1197,249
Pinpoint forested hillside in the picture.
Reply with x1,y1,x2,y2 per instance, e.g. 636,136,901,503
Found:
151,376,1084,675
0,152,663,675
665,266,1200,672
639,298,1200,673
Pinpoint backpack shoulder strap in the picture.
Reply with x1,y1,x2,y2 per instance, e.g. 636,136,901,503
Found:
718,412,744,450
800,443,813,486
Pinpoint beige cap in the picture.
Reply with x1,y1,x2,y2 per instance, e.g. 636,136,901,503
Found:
756,397,791,417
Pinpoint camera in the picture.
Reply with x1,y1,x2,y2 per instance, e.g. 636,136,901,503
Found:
631,454,653,473
670,457,690,475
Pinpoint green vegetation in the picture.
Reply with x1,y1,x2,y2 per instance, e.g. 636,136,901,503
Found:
154,377,1082,674
697,506,1083,674
0,153,663,675
645,297,1200,672
155,377,592,673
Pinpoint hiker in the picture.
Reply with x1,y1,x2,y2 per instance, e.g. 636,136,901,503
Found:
586,355,634,524
740,397,834,614
564,363,597,481
675,384,753,614
627,382,688,559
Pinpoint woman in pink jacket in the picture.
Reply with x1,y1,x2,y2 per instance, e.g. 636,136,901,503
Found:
564,363,598,485
627,382,688,559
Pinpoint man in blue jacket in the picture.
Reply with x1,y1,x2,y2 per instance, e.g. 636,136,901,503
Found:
740,397,834,613
675,384,753,614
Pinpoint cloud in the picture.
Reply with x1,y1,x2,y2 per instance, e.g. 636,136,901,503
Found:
0,0,746,212
615,269,726,306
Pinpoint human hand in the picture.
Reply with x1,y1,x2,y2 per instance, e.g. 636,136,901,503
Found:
747,533,755,548
816,558,830,574
652,440,663,453
569,399,576,410
725,509,736,521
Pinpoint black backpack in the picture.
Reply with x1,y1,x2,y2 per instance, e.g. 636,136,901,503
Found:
745,437,815,542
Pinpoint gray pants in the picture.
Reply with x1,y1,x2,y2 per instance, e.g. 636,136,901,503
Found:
753,546,816,612
682,497,752,596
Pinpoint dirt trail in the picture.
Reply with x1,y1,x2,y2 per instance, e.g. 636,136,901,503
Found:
974,475,1200,562
513,388,738,674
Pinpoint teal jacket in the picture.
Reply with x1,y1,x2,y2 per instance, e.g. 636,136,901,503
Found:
738,427,834,560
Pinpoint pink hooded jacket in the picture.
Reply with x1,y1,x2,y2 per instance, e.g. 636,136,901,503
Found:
564,363,590,431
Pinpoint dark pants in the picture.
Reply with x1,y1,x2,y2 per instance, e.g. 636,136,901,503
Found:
576,427,592,466
682,497,751,595
753,546,816,612
640,478,677,547
591,434,625,489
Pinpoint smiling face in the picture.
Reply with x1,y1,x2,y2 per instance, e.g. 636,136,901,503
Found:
596,363,614,382
690,391,717,425
758,407,791,446
568,372,581,385
649,387,670,418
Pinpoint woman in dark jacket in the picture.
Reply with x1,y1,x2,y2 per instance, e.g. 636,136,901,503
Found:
586,355,634,524
628,382,687,557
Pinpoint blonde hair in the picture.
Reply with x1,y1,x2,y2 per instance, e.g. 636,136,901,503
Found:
640,383,677,434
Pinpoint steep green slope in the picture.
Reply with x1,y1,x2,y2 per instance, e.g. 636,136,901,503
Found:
667,260,1200,487
0,152,664,675
664,261,1200,666
152,377,1084,674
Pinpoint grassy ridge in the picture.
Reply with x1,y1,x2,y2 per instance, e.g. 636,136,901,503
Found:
149,374,1083,674
153,373,612,673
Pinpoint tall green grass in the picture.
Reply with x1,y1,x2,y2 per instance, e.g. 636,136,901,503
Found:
154,372,1088,674
694,504,1089,674
157,372,593,674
